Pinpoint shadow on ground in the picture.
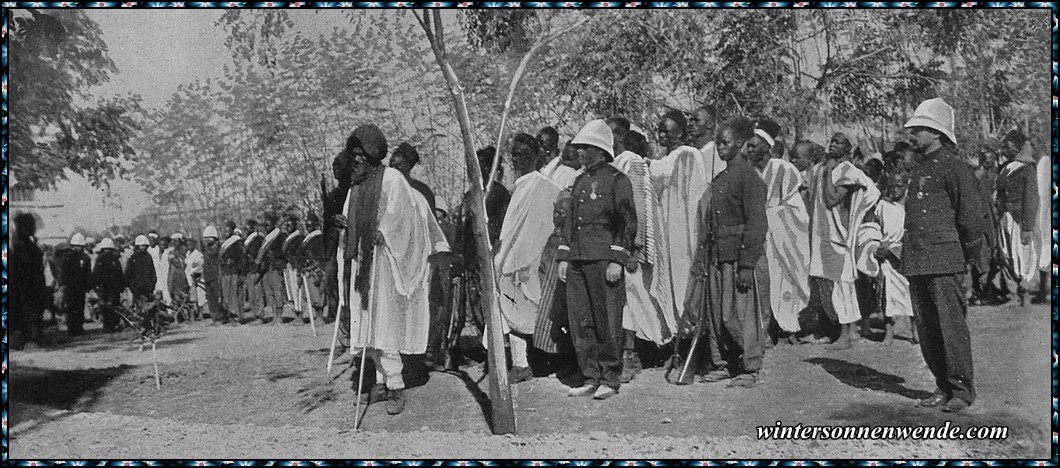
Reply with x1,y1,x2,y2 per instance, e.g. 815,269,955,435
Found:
9,364,134,433
805,357,933,401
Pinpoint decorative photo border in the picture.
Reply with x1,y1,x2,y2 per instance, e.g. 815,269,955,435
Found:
0,1,1055,465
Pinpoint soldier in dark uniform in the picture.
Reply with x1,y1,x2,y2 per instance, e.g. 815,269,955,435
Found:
282,214,306,324
243,219,265,322
558,120,637,400
93,238,126,333
59,233,92,336
220,220,245,323
256,212,288,325
688,116,768,388
902,98,993,413
300,211,327,325
202,226,226,324
126,235,159,311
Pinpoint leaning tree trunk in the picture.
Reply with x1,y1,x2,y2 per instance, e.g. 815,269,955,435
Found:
413,9,515,435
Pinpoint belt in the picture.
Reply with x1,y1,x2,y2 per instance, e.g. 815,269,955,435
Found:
714,224,746,237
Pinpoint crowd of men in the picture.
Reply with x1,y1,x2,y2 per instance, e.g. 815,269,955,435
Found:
9,97,1051,417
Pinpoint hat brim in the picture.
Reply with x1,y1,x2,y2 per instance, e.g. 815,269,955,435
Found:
903,116,956,145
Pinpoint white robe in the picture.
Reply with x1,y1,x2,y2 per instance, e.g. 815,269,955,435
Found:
998,161,1039,282
185,249,206,307
338,167,449,354
856,201,913,318
807,161,881,325
494,171,563,335
155,246,172,303
1037,156,1051,272
649,143,726,320
759,158,810,333
541,156,581,190
612,151,675,345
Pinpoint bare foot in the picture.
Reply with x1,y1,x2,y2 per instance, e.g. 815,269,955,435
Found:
825,337,852,350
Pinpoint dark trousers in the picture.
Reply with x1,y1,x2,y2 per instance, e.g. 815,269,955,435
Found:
99,291,122,332
566,260,625,390
425,262,452,366
804,276,839,339
706,262,764,374
205,276,224,322
65,291,86,334
222,273,242,320
909,273,975,404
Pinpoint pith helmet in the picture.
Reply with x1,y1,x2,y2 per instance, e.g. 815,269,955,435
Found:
572,119,615,159
904,98,956,145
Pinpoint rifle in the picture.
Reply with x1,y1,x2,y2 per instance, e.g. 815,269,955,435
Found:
666,191,713,386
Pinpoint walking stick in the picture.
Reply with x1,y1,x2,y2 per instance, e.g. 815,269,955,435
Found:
304,276,317,336
326,232,348,378
353,254,378,432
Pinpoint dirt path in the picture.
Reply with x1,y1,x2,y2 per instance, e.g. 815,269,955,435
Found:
9,302,1052,460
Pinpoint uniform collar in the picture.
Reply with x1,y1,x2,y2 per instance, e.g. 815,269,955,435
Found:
584,160,611,173
924,144,954,162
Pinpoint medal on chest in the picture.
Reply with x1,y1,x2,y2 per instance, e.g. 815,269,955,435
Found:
915,176,929,200
589,180,600,200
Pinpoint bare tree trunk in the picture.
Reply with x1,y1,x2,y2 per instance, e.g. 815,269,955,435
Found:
413,9,515,435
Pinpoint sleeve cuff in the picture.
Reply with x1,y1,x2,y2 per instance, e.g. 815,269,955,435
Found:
609,245,631,264
556,244,570,262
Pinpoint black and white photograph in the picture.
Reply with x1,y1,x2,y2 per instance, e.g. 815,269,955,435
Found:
5,4,1054,461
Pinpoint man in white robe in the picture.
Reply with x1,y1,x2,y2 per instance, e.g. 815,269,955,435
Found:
1035,152,1051,304
807,133,880,350
648,110,726,327
336,124,449,416
493,133,564,383
752,134,811,339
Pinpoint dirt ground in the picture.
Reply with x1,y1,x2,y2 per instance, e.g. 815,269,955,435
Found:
8,300,1052,460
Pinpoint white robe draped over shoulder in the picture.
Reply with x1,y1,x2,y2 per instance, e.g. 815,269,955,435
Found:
649,143,726,320
807,161,881,325
494,171,564,335
338,167,450,354
759,158,810,333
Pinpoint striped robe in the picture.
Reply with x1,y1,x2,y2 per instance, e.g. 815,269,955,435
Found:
613,150,675,345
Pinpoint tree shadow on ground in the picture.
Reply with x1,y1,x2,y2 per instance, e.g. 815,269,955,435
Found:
804,357,933,401
9,364,134,434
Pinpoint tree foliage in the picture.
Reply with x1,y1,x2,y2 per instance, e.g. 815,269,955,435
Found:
10,9,142,191
128,9,1048,232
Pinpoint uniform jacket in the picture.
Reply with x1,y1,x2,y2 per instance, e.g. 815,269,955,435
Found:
220,235,244,275
243,233,264,276
696,157,768,270
125,249,158,297
995,159,1039,230
92,250,126,300
257,229,286,273
59,249,93,294
202,241,222,282
902,144,994,277
556,161,638,264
